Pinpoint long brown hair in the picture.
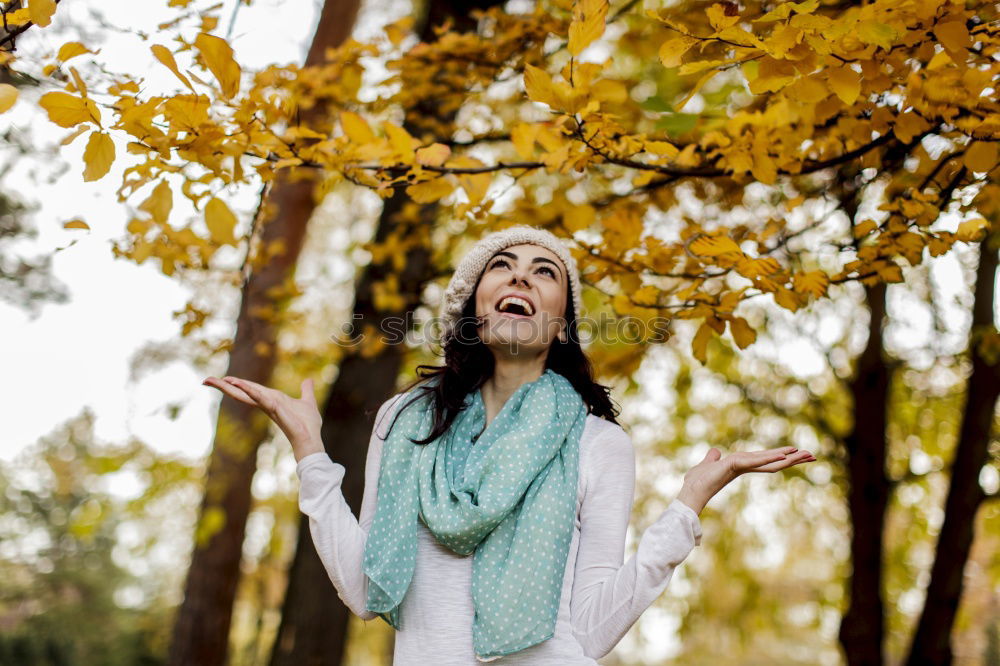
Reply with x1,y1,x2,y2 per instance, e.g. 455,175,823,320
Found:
382,263,620,445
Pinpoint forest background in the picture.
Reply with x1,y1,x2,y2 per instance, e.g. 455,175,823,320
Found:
0,0,998,664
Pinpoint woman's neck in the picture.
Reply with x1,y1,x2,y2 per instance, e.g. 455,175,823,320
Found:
480,358,547,426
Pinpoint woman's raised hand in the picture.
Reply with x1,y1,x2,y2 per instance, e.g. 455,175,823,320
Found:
202,375,325,462
675,446,816,516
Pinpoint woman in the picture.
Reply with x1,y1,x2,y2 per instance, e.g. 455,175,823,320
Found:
204,225,816,664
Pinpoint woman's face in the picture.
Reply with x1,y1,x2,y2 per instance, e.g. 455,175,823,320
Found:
473,243,569,355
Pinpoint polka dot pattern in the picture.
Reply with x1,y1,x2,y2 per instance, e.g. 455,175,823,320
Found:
362,368,588,661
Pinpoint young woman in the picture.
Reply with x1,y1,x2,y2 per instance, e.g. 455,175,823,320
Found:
204,225,816,665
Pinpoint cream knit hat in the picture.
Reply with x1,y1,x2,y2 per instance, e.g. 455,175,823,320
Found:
439,225,583,341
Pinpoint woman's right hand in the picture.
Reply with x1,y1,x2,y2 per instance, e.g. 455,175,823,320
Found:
202,375,325,462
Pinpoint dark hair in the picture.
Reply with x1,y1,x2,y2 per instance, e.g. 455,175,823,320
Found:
382,259,621,445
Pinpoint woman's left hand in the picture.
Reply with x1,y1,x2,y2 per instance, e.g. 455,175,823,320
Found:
676,446,816,515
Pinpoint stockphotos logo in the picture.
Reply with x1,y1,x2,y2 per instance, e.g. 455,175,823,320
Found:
330,311,672,349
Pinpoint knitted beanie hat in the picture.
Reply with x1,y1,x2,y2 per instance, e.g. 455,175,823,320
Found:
439,225,583,341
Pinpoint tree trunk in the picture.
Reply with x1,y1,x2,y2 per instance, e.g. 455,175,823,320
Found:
834,170,893,666
904,230,1000,666
268,2,504,664
838,280,892,666
167,4,361,665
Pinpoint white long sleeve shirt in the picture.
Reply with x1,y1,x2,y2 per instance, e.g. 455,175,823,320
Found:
296,391,703,665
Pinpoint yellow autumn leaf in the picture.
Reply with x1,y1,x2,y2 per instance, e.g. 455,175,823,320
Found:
0,84,17,113
82,131,115,182
729,316,756,349
751,133,777,185
524,64,559,109
956,217,989,242
853,219,878,238
591,79,628,104
643,141,679,160
675,68,720,111
205,197,238,245
151,44,195,91
826,66,860,104
658,36,698,68
564,204,595,231
406,177,455,203
568,0,609,57
340,111,375,143
736,256,781,279
140,180,173,223
415,143,451,167
38,91,100,127
193,32,241,99
689,234,743,257
856,21,897,50
63,219,90,230
447,156,491,205
383,122,418,163
511,123,539,160
57,42,95,62
791,270,830,299
963,142,998,174
933,20,971,55
706,2,740,32
28,0,56,27
692,321,713,363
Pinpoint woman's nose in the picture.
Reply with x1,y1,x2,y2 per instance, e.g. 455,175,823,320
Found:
509,271,529,286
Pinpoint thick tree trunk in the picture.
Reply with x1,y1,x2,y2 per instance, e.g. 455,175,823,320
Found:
904,231,1000,666
167,4,361,665
838,280,892,666
267,2,504,664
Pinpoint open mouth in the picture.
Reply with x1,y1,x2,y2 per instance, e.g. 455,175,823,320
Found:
494,295,535,318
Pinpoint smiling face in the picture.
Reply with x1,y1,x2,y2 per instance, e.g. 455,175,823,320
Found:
473,243,569,355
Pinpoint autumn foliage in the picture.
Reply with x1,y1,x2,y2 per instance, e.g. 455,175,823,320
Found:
2,0,997,365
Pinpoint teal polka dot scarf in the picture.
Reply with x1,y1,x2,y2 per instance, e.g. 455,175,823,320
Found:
363,368,588,661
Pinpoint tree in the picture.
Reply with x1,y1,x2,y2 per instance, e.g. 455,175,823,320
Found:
165,2,363,665
0,408,198,666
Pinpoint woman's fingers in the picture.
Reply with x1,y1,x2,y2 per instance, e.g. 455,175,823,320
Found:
203,377,258,407
221,376,278,412
301,378,316,405
746,450,817,473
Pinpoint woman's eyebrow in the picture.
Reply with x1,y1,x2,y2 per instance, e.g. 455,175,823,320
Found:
492,250,563,279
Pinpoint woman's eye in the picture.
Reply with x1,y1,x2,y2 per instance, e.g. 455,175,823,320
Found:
490,260,554,278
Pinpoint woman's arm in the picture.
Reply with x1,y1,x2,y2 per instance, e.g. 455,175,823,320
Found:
569,427,702,660
295,393,405,621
